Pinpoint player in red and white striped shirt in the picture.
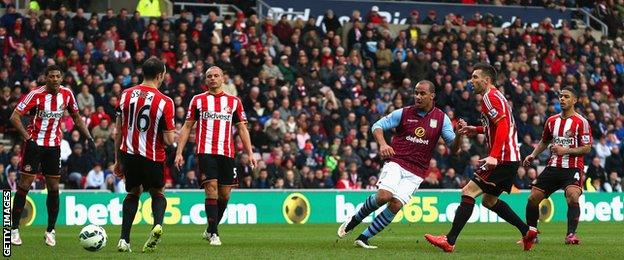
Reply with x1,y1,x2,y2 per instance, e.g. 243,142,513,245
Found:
523,87,592,245
175,66,256,245
427,63,536,253
10,65,94,247
113,58,175,253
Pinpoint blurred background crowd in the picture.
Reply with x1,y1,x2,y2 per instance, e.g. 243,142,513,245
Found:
0,0,622,193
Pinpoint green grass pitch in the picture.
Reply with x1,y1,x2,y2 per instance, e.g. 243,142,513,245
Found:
5,222,622,259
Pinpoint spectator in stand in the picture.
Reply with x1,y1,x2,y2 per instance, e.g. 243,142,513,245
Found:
66,144,93,189
85,163,105,189
603,172,622,192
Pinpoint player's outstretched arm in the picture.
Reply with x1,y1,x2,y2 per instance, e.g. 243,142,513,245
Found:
10,111,30,141
174,120,195,169
237,122,257,168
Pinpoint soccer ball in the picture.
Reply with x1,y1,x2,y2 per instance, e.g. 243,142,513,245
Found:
283,193,310,224
79,224,107,251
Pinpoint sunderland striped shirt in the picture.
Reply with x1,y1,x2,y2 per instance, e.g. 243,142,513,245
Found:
186,91,247,158
480,88,520,162
542,113,592,169
15,86,79,147
117,85,175,162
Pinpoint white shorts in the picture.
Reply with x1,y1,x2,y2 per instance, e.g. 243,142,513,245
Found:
376,161,424,205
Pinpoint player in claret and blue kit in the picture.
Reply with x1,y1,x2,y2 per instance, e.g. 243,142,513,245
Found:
337,80,461,249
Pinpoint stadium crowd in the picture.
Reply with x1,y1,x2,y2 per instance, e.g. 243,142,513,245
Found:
0,4,622,193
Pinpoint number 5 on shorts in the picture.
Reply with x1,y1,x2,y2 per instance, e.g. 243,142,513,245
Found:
233,168,237,179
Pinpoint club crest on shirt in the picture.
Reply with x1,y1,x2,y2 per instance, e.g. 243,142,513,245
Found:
564,130,573,137
430,119,438,128
224,106,232,113
487,108,498,118
414,127,426,137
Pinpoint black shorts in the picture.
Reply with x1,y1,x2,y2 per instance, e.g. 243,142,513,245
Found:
472,161,520,196
20,141,61,176
197,154,238,186
120,152,165,192
534,166,583,197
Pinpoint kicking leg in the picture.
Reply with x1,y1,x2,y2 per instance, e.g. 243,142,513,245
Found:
354,197,401,249
446,181,482,245
425,180,482,252
483,194,529,236
526,188,545,228
338,189,391,239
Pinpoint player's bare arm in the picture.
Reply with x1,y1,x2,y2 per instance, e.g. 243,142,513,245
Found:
236,121,257,168
551,144,591,156
523,139,549,166
163,130,175,146
70,110,94,141
373,128,394,159
113,115,123,177
9,110,30,141
450,131,462,154
174,120,196,169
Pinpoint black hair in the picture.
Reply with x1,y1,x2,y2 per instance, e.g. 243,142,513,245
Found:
561,86,578,98
44,64,63,76
416,80,436,93
142,57,165,80
473,62,497,83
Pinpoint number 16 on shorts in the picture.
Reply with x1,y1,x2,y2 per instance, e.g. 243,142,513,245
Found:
3,189,11,257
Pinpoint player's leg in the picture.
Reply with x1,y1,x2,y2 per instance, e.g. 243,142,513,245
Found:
41,147,62,246
446,180,482,244
149,187,167,227
146,160,167,228
143,185,166,252
203,180,221,245
196,154,221,244
354,167,422,249
216,156,237,224
43,175,61,246
526,167,555,230
11,141,40,246
338,162,399,238
425,179,482,252
10,172,36,245
118,154,142,252
217,185,232,223
120,186,142,243
526,188,546,229
564,185,582,244
482,193,529,237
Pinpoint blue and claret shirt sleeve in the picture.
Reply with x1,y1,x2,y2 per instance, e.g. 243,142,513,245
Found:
372,108,403,132
441,114,456,145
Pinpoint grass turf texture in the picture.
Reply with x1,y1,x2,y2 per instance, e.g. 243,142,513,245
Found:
6,222,621,259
